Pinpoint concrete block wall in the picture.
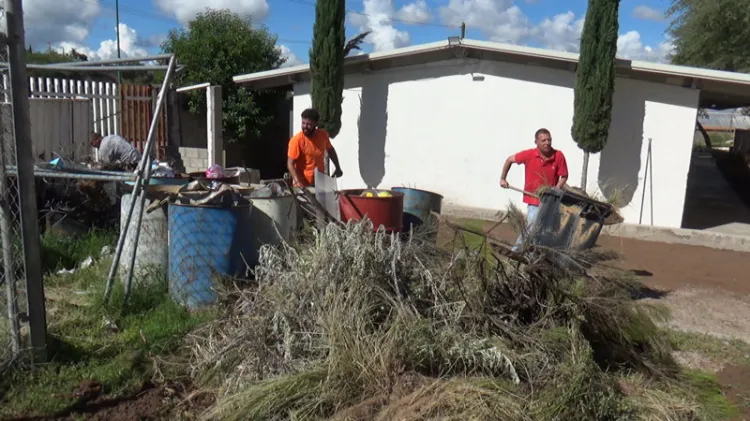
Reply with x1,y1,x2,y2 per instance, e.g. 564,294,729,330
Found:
178,147,208,173
174,146,227,174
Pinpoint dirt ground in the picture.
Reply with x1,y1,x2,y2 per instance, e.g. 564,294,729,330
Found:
3,381,213,421
719,365,750,420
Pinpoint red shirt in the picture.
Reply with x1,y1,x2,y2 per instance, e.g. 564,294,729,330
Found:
514,148,569,206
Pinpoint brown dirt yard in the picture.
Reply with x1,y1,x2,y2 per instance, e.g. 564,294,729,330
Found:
440,219,750,420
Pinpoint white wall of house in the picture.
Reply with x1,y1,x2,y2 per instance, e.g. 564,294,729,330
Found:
292,58,700,228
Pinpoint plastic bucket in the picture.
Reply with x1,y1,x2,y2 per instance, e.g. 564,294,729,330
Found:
338,189,404,233
168,203,253,309
391,187,443,231
248,194,298,266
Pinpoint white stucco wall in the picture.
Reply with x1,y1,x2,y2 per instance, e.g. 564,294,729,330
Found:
293,58,700,228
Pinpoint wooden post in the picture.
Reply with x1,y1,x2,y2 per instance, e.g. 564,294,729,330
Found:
206,86,223,167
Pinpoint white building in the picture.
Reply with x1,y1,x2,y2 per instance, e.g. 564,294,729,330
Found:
234,38,750,229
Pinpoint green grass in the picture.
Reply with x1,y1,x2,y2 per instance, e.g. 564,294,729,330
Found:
0,233,214,418
669,330,750,366
685,369,740,420
695,131,734,149
40,229,117,273
456,218,489,249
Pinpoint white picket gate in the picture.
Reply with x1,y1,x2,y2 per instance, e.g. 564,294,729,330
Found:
1,74,120,137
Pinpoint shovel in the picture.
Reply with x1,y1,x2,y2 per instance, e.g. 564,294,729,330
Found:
504,184,540,199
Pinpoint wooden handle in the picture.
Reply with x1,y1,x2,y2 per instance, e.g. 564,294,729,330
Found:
506,184,539,199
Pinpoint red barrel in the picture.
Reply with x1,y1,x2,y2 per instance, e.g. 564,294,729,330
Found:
338,189,404,233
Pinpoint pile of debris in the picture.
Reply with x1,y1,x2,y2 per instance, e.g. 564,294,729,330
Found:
182,220,713,421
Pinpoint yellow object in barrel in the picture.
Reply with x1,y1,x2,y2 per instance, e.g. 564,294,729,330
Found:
360,190,392,198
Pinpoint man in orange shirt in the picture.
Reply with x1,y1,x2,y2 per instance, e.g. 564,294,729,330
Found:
287,108,343,187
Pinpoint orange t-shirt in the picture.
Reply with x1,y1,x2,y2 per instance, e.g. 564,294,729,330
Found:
287,129,332,186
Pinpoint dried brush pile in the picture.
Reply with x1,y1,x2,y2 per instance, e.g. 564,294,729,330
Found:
186,220,716,421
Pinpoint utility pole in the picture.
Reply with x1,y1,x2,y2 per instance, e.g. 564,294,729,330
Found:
4,0,47,363
115,0,122,135
116,0,122,85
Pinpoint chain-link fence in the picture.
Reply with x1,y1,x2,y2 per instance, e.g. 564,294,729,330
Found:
0,97,27,371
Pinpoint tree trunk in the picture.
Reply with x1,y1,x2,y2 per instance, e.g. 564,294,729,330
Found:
580,151,589,190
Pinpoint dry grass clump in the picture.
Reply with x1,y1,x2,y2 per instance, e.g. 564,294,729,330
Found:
186,220,719,421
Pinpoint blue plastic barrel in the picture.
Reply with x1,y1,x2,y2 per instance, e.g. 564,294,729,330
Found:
391,187,443,234
168,203,253,309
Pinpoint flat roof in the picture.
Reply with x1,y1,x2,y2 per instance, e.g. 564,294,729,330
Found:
234,38,750,109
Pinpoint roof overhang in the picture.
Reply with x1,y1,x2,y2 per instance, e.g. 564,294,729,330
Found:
233,39,750,109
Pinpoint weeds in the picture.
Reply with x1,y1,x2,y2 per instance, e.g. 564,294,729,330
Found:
40,228,115,273
185,220,722,420
0,254,212,417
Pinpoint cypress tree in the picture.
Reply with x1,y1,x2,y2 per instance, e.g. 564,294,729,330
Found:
309,0,346,139
572,0,620,189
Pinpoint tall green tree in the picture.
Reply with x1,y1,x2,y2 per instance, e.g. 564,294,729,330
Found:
571,0,621,189
162,9,285,140
309,0,346,138
668,0,750,72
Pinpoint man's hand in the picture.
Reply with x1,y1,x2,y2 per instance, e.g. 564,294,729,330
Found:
500,179,509,188
333,167,343,178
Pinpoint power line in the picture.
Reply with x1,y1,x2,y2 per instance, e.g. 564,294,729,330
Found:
77,0,313,45
284,0,457,29
97,0,458,31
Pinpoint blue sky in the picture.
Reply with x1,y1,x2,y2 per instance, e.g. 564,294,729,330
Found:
30,0,674,63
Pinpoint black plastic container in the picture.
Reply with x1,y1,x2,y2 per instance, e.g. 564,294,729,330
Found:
527,188,614,251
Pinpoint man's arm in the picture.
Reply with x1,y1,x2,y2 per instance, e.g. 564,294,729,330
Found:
499,154,517,188
287,134,303,185
327,147,343,177
286,158,303,186
556,152,569,189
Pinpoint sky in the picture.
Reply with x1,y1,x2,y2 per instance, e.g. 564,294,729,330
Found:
10,0,675,66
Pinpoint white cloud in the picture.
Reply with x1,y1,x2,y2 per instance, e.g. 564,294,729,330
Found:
347,0,672,62
632,5,665,22
0,0,101,47
435,1,672,62
278,45,302,67
397,0,432,24
536,11,584,52
55,24,149,61
349,0,416,51
439,0,535,44
617,31,674,61
154,0,270,25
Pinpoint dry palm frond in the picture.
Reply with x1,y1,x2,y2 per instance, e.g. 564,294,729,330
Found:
184,219,702,421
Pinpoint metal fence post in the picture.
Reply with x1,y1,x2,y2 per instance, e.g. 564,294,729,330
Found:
5,0,47,363
0,124,20,356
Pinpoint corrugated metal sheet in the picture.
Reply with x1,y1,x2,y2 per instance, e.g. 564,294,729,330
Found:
698,110,750,130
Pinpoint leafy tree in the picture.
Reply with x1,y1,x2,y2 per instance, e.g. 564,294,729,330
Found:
571,0,620,189
668,0,750,72
23,47,106,80
26,47,87,65
162,8,285,140
309,0,346,138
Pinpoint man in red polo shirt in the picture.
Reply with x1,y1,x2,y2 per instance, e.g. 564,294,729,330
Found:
499,128,568,251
